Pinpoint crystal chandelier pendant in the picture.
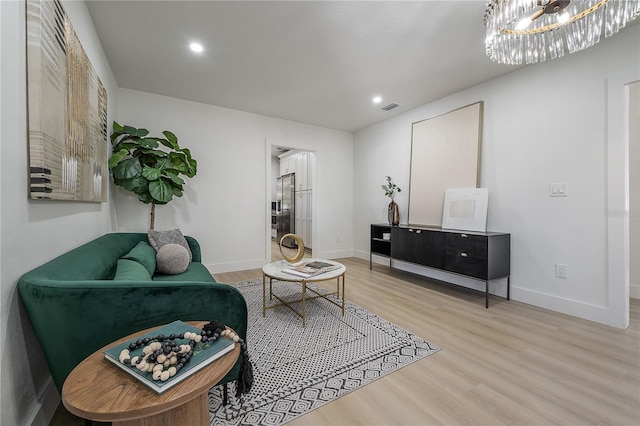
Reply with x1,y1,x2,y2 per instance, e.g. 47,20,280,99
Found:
484,0,640,65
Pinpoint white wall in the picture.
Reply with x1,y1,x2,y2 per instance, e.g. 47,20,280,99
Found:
354,24,640,326
115,89,354,272
0,1,118,425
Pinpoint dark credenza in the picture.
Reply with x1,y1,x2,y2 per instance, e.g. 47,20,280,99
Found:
370,224,510,308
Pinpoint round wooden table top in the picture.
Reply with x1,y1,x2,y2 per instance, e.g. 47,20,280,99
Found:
62,321,240,423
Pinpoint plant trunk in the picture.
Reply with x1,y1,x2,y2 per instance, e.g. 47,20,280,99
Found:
150,203,156,230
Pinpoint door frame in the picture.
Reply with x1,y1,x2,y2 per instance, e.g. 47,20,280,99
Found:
606,68,639,329
264,140,317,263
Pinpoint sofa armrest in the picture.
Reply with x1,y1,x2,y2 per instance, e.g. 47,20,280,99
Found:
184,235,202,262
18,279,247,393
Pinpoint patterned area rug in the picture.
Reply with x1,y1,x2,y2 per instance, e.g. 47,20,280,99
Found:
208,278,440,425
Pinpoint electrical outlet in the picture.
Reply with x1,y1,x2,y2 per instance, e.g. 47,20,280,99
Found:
555,263,568,278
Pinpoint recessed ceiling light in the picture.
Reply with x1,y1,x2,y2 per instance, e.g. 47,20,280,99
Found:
189,42,204,53
372,96,382,104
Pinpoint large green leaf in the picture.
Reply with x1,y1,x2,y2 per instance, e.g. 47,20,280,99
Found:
163,131,178,146
186,158,197,177
158,136,178,151
142,167,161,181
164,171,185,186
136,138,159,149
108,148,130,169
149,179,173,203
116,142,138,152
168,156,189,173
155,157,174,170
135,147,168,158
137,192,153,204
117,176,146,192
111,132,123,143
173,155,197,177
111,157,142,180
157,138,174,150
122,125,149,138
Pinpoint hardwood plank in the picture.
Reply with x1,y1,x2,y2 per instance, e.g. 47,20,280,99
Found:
214,255,640,426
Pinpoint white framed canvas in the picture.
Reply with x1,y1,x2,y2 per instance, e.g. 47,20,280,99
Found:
442,188,489,232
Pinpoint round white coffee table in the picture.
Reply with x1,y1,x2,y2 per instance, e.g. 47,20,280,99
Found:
262,259,346,327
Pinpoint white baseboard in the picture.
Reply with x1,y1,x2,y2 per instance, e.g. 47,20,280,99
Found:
361,250,615,326
206,258,268,274
513,286,610,325
320,249,354,260
26,378,59,426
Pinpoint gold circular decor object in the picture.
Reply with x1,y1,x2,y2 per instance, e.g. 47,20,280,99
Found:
279,234,305,263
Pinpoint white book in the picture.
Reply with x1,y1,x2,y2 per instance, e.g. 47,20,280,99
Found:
281,261,339,278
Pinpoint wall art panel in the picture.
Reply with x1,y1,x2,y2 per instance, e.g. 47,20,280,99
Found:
408,102,483,227
26,0,107,201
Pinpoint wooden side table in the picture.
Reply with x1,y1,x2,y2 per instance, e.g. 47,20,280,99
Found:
62,321,240,426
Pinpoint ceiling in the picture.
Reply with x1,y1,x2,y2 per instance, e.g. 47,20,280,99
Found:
86,1,521,133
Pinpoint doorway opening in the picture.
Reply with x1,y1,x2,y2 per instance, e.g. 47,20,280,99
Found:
268,145,316,262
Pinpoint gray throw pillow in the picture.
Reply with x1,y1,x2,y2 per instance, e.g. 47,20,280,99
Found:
156,244,190,275
148,228,192,260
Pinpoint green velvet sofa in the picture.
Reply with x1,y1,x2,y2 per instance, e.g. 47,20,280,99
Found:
18,232,248,396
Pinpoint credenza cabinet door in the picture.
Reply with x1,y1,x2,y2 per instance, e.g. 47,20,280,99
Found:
391,227,445,269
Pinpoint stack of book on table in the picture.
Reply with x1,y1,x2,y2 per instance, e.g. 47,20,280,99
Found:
282,261,340,278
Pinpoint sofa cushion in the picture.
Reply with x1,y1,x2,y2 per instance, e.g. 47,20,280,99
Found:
156,244,190,275
121,241,157,276
113,259,153,281
153,262,216,282
148,229,193,260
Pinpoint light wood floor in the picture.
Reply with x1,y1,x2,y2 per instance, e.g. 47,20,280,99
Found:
215,255,640,426
51,250,639,426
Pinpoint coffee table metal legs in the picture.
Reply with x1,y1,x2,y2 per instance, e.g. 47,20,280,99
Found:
262,274,266,318
262,274,345,327
302,281,306,327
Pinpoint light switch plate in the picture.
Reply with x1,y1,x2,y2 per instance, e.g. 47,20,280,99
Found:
549,182,568,197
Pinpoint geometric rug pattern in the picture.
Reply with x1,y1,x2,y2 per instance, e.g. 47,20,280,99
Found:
208,278,440,425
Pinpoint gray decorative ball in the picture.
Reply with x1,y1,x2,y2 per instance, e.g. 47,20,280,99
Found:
156,243,190,275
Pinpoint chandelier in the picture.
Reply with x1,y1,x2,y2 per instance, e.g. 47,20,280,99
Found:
484,0,640,64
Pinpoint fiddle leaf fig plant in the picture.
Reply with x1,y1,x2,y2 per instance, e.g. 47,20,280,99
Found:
108,121,197,229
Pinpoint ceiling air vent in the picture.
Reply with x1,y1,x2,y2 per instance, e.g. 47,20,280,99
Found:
381,103,400,111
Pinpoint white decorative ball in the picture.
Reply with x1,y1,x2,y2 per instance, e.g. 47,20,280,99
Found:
156,244,190,275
